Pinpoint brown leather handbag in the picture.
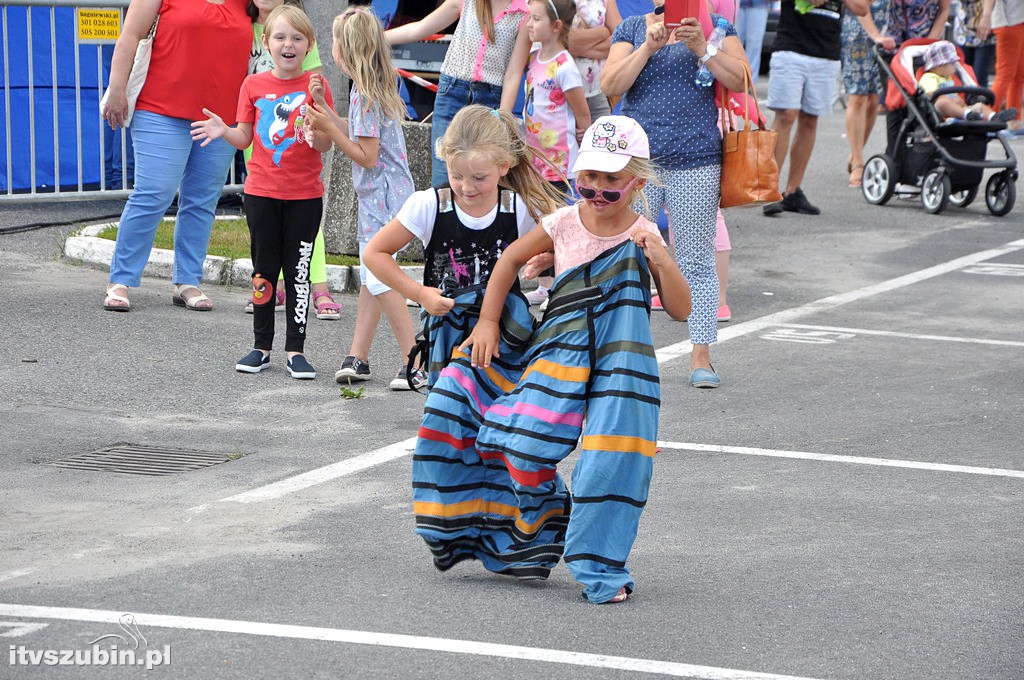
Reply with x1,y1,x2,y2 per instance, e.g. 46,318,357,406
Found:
718,65,782,208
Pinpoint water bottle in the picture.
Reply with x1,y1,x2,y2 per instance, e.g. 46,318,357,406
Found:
695,18,729,87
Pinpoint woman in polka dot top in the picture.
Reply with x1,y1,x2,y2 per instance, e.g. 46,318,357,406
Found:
601,2,750,388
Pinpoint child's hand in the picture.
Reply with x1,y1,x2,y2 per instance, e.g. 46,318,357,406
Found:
632,230,673,269
305,102,346,135
458,319,501,369
522,252,555,279
309,73,327,108
418,286,456,317
190,108,228,147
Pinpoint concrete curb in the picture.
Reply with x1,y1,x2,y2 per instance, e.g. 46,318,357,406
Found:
64,219,425,292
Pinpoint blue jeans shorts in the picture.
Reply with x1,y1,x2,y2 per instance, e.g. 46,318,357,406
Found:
429,74,503,186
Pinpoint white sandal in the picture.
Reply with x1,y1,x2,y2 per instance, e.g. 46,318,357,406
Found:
103,284,130,312
172,284,213,311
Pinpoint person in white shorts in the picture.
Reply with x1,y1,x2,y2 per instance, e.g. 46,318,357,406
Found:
762,0,868,217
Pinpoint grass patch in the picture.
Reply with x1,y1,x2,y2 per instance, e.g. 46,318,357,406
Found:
338,385,366,400
95,218,420,266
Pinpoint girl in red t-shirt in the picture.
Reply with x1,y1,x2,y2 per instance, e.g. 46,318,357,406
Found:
191,5,333,380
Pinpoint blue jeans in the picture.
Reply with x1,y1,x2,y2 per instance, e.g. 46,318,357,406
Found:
430,74,503,187
736,3,771,77
109,110,235,287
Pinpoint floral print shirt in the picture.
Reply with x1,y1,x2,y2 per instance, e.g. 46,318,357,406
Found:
523,48,584,180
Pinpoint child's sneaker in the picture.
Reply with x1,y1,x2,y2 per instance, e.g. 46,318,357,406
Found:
390,366,428,391
525,286,549,306
334,355,371,383
235,349,270,373
651,294,664,311
286,354,316,380
717,304,732,322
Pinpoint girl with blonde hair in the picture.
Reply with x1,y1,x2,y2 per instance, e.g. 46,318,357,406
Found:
304,6,420,389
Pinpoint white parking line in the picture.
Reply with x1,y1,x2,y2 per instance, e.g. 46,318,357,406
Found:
655,238,1024,363
0,603,821,680
0,569,35,584
190,437,417,511
658,441,1024,479
773,324,1024,348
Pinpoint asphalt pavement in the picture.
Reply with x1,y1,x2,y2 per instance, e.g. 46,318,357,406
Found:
1,108,1023,680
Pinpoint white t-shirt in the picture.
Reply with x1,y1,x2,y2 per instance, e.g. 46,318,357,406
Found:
395,188,537,245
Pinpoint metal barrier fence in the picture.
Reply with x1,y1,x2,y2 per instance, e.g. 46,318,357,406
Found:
1,0,242,203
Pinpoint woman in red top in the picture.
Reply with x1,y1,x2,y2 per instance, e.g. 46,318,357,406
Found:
101,0,251,312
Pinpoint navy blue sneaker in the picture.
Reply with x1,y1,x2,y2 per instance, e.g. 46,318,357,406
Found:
287,354,316,380
334,355,371,383
236,349,270,373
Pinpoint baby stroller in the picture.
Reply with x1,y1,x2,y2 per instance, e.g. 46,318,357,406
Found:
862,38,1018,216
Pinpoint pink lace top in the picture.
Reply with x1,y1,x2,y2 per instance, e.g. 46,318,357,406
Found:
542,204,664,276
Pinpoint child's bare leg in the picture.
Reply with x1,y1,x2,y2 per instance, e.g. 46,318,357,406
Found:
376,289,418,362
348,286,383,360
935,97,964,119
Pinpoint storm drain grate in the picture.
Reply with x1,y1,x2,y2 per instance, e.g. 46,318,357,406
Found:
44,445,232,476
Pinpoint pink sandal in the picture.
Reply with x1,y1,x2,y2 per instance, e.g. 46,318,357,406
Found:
606,587,630,604
313,292,341,320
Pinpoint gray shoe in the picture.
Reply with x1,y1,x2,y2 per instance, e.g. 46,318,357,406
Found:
390,366,428,391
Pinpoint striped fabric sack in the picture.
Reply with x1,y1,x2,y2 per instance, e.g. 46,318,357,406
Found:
475,240,661,603
416,283,533,389
412,285,564,577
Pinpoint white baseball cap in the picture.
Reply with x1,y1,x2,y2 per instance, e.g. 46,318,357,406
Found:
571,115,651,174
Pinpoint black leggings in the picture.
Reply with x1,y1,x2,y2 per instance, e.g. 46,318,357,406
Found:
243,194,323,353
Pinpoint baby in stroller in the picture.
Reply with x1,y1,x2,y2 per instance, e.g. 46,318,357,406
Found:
861,37,1018,216
919,41,1017,124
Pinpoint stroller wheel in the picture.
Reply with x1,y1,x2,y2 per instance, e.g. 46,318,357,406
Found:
949,185,979,209
921,170,950,214
985,171,1016,217
862,155,896,205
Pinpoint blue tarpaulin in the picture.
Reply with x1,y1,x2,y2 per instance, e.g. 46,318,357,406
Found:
1,6,119,193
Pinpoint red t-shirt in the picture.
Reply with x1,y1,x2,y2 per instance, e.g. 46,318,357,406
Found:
236,71,333,201
135,0,250,124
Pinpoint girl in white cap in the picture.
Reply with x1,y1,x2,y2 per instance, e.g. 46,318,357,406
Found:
460,115,691,604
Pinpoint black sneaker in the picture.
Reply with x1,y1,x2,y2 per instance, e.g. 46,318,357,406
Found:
286,354,316,380
390,366,428,391
334,355,370,383
780,187,820,215
991,108,1018,123
762,199,785,216
235,349,270,373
